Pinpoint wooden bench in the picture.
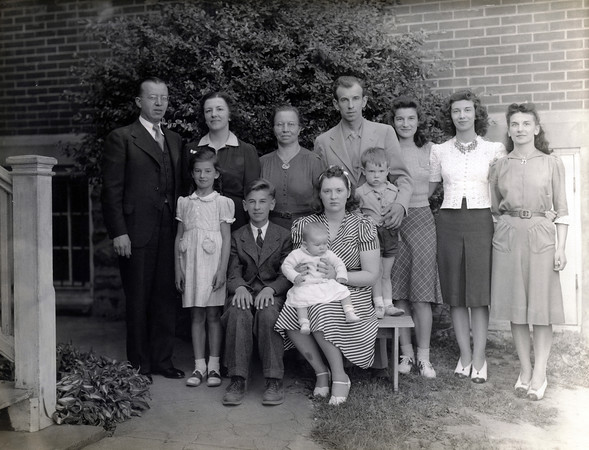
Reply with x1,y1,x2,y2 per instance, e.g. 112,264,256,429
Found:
376,315,415,392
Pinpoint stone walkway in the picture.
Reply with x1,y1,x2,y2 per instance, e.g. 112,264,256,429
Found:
57,316,323,450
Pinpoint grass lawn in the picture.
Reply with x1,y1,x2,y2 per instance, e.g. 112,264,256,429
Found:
303,319,589,450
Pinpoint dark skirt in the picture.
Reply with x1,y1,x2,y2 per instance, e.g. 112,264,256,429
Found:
436,200,493,308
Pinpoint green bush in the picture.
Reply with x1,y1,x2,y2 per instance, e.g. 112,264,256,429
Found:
65,0,448,180
53,344,151,430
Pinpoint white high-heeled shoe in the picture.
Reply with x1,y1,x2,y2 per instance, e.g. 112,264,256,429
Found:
514,373,530,397
328,376,351,405
471,360,487,384
454,358,472,379
313,369,331,398
527,379,547,401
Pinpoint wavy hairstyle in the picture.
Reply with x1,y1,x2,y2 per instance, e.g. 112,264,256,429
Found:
389,96,429,147
198,91,236,133
311,165,359,213
505,103,551,154
439,89,489,137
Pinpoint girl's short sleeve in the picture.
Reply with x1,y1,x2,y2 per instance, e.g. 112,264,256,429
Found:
429,144,442,182
357,215,379,252
175,196,187,222
218,196,236,224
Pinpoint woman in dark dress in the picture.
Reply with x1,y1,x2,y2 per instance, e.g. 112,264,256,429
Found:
187,92,260,230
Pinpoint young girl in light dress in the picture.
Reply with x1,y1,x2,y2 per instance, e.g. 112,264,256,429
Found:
175,148,234,388
281,222,360,334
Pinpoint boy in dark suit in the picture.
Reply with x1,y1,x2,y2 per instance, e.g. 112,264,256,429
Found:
221,179,292,406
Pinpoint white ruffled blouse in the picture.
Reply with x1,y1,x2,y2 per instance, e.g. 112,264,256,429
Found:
430,136,506,209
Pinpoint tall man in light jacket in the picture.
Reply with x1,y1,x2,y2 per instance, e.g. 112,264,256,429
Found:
314,75,413,376
314,75,413,229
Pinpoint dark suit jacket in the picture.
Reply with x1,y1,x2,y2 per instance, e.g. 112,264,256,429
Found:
314,118,413,211
101,119,184,248
226,222,292,298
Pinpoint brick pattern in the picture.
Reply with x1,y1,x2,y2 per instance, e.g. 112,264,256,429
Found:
0,0,587,135
393,0,589,113
0,0,167,136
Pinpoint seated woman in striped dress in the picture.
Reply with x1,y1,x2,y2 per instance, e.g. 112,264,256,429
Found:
274,166,380,405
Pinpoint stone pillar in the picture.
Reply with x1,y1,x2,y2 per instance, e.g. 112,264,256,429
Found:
6,155,57,431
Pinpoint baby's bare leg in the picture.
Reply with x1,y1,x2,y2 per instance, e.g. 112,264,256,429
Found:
297,307,311,335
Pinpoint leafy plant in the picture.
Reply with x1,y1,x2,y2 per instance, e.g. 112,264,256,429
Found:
53,343,151,430
64,0,448,181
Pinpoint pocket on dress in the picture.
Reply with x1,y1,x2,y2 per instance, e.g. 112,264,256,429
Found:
492,218,513,253
201,237,216,254
528,220,555,253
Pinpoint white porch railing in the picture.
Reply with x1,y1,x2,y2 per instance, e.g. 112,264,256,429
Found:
0,155,57,432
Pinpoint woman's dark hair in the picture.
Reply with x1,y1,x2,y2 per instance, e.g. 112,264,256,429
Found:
390,96,429,147
311,166,359,213
439,89,489,137
187,148,221,193
505,103,551,154
198,91,235,133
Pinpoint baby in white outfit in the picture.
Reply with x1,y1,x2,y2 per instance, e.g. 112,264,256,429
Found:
281,222,360,334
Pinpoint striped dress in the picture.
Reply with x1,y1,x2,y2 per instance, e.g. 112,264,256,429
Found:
274,211,379,368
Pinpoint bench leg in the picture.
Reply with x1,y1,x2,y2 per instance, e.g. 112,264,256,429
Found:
393,327,399,392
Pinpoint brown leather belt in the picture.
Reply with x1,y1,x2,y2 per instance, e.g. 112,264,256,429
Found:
503,210,544,219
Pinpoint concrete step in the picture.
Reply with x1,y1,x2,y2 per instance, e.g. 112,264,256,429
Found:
0,381,29,410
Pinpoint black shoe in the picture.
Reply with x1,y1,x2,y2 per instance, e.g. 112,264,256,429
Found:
153,367,185,379
262,378,284,406
223,376,246,406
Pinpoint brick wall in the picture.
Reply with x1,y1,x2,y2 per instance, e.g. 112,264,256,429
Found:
2,0,588,137
393,0,589,113
0,0,170,136
1,0,587,135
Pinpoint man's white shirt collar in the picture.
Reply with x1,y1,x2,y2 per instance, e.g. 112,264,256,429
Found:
139,116,162,138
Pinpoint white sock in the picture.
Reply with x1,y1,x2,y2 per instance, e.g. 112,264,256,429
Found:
417,347,430,363
401,345,415,360
207,356,220,373
195,358,207,374
373,296,384,307
383,298,394,308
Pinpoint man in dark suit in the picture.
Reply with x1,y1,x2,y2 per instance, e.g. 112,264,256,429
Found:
221,179,292,406
101,77,185,381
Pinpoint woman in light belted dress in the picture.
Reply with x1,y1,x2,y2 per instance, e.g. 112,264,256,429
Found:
429,90,506,383
490,103,568,401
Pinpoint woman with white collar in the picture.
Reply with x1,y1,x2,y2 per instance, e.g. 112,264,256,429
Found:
187,91,260,230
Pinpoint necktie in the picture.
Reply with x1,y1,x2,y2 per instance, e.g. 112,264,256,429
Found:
256,228,264,249
153,125,165,151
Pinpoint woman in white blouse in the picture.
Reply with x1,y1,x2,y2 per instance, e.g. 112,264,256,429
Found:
429,90,506,383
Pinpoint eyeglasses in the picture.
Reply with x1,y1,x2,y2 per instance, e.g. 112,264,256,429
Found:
274,122,299,129
143,95,169,102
